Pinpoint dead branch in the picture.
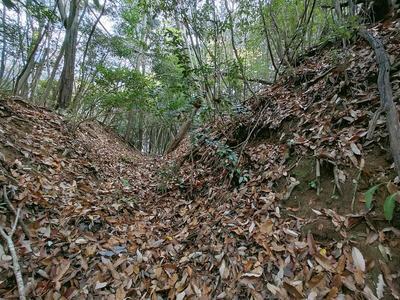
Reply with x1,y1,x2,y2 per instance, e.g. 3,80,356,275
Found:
359,29,400,179
166,105,200,154
2,186,30,239
0,208,26,300
333,165,343,196
351,159,364,212
304,67,334,88
316,159,321,196
283,179,300,201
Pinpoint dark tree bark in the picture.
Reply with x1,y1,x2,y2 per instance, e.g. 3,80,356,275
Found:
57,0,80,109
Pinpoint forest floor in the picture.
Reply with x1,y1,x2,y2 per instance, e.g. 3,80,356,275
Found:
1,21,400,299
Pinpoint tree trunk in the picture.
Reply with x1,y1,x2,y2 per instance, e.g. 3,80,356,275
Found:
43,43,65,106
137,113,144,152
165,107,199,154
73,1,106,106
124,108,134,141
57,0,80,109
0,8,6,80
30,46,49,101
13,21,48,97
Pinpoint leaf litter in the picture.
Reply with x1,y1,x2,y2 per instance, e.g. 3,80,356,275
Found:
0,21,400,299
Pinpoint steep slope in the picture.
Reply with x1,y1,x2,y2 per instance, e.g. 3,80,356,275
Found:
159,21,400,298
0,97,159,298
0,21,399,300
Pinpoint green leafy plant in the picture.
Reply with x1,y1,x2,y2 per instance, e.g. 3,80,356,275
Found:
309,180,317,190
194,132,247,186
364,183,399,221
364,183,383,209
120,178,130,187
384,193,398,221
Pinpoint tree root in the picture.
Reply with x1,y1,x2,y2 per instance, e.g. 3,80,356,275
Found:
359,29,400,179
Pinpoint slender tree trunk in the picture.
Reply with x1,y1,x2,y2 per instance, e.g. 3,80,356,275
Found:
73,1,106,106
258,0,278,78
30,46,49,101
14,21,47,97
0,58,16,88
138,113,143,152
43,43,65,106
124,108,134,141
57,0,80,109
0,8,6,80
166,106,200,154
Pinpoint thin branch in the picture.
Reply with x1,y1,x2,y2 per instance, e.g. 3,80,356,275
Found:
2,186,30,239
11,208,21,235
0,211,26,300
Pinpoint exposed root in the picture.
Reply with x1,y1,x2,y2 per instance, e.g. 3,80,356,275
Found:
359,28,400,179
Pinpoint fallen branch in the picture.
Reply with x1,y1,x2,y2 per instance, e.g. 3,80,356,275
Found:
333,165,343,196
283,179,300,201
0,208,26,300
165,105,201,154
316,159,321,196
2,186,30,239
304,67,334,88
359,29,400,179
351,159,364,212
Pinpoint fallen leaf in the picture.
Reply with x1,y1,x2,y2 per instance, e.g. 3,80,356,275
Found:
259,219,273,235
95,282,108,290
350,143,361,155
352,247,366,272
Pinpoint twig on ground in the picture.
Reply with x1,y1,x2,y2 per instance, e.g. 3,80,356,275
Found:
333,165,343,196
351,159,365,212
316,159,321,196
0,208,26,300
2,186,30,239
283,179,300,201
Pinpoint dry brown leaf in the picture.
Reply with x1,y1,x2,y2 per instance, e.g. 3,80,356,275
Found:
307,273,325,289
326,287,338,300
116,286,126,300
53,259,71,283
314,253,334,272
259,219,274,235
283,282,304,299
307,232,317,256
